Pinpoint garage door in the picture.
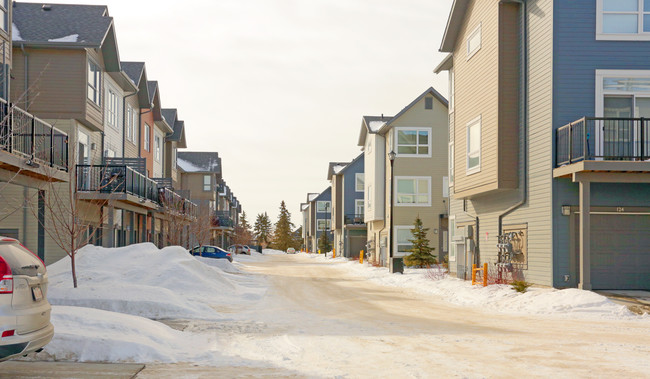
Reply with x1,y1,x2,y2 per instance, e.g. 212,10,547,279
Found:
590,214,650,290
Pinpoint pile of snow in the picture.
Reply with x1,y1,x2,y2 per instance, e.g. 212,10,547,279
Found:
48,34,79,43
47,243,265,320
36,306,218,363
262,248,287,255
307,254,641,320
196,256,241,274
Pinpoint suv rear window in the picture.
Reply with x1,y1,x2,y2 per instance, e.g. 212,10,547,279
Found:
0,242,45,276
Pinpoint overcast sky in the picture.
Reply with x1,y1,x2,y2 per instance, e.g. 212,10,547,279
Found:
51,0,453,224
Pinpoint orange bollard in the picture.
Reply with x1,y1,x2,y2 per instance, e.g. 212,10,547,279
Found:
471,264,477,285
359,250,364,264
333,248,336,259
483,263,488,287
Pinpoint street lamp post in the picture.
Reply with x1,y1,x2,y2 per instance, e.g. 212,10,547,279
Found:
388,150,396,272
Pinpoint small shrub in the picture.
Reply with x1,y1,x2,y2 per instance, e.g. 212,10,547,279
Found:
511,280,531,293
425,264,448,281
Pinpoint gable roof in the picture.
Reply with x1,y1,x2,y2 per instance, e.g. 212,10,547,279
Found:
161,109,177,129
176,152,221,175
13,2,122,73
439,0,471,52
307,193,319,202
121,61,150,107
147,81,158,105
338,153,364,176
357,114,393,146
327,162,349,179
377,87,448,135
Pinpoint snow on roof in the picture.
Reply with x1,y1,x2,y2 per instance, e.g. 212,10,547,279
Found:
368,121,385,132
12,23,23,41
301,204,310,211
176,158,203,173
48,34,79,43
333,164,347,174
308,194,319,202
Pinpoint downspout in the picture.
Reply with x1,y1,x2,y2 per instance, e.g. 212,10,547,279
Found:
497,0,529,235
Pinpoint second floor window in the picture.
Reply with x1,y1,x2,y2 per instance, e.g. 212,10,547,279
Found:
317,219,331,231
396,128,430,156
600,0,650,35
126,105,133,142
203,175,211,191
144,124,150,152
87,60,101,106
0,0,7,32
449,142,455,186
106,89,118,128
467,116,481,174
356,173,364,192
316,201,331,213
154,135,161,162
396,177,431,206
172,148,177,169
467,23,481,59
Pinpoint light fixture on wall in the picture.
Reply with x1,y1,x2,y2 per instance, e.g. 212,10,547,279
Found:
90,143,96,150
561,205,571,216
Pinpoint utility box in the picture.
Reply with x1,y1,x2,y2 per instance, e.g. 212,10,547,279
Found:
390,257,404,274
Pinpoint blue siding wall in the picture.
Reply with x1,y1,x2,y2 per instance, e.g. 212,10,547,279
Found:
552,0,650,287
342,154,364,220
314,187,333,242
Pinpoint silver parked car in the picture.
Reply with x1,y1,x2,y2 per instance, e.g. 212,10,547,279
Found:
0,237,54,362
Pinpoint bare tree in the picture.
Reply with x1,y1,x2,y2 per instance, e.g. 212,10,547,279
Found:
188,204,215,249
160,188,195,248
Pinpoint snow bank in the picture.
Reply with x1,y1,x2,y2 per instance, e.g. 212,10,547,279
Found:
262,249,286,255
47,243,265,320
308,254,642,320
36,306,217,363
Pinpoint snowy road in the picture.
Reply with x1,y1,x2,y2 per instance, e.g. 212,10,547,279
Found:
138,253,650,378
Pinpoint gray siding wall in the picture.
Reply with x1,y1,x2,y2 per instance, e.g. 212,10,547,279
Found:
552,0,650,287
343,155,364,220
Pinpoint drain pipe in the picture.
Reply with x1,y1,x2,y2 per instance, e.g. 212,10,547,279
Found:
498,0,529,235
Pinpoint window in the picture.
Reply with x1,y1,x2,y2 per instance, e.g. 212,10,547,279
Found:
449,142,454,186
449,69,455,113
395,226,414,257
467,23,481,59
466,116,481,174
203,175,211,191
154,135,161,162
172,148,177,169
126,105,133,142
395,177,431,206
106,89,118,129
355,199,364,216
367,185,372,209
355,173,364,192
425,97,433,110
396,128,431,156
316,201,331,213
144,124,150,152
87,60,101,105
598,0,650,39
0,0,7,32
317,219,331,231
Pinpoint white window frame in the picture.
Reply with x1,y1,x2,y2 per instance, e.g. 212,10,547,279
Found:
126,104,133,142
448,216,456,262
106,88,118,129
367,184,372,210
144,123,151,152
316,201,331,213
449,69,455,113
466,115,481,175
317,219,331,231
395,176,431,207
0,0,7,32
449,142,455,186
355,173,364,192
172,148,177,169
595,69,650,157
395,127,432,158
154,134,161,162
597,0,650,40
87,60,101,106
355,199,364,216
394,225,414,257
203,175,211,192
466,23,481,60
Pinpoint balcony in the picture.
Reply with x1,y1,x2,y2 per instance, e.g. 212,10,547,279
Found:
158,187,198,219
554,117,650,178
212,210,234,229
76,164,160,208
0,99,69,182
344,213,365,225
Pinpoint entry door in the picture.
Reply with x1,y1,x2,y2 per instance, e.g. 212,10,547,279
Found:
456,241,466,280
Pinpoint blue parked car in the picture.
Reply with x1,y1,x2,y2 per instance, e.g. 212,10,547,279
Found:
190,245,233,262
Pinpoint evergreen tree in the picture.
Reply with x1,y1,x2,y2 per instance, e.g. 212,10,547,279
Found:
233,211,253,245
240,211,252,233
318,230,331,253
254,212,273,247
403,216,437,268
271,201,295,251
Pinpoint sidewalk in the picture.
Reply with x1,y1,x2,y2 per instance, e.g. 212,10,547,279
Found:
0,362,145,378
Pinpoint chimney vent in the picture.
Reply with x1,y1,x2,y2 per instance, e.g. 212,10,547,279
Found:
42,4,52,11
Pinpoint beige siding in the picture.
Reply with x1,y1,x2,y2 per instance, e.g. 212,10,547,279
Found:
181,172,215,203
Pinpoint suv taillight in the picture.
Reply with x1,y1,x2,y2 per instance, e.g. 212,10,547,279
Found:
0,256,12,294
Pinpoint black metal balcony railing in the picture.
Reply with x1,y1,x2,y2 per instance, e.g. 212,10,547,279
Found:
158,187,198,218
76,164,159,202
344,213,365,225
213,210,234,228
0,99,69,171
556,117,650,166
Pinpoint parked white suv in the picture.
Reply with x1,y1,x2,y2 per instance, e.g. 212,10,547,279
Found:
0,237,54,362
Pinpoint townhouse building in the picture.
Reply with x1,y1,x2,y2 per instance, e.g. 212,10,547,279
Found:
310,187,332,253
435,0,649,290
327,153,366,258
359,88,449,267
